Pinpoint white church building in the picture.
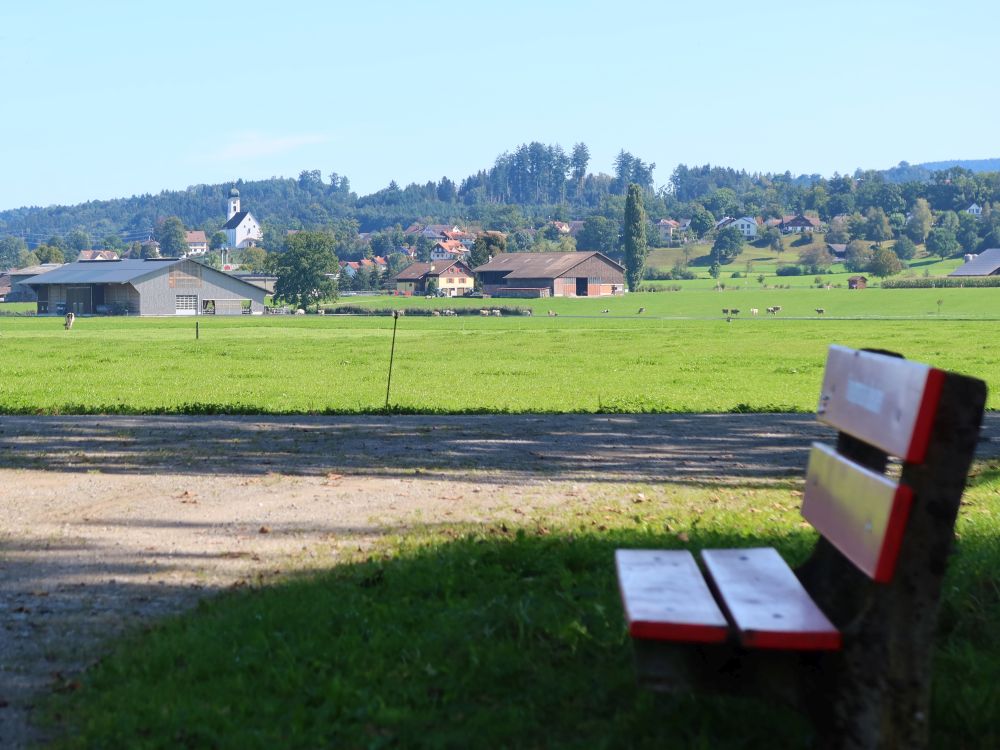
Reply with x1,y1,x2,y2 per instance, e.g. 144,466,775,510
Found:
222,187,263,248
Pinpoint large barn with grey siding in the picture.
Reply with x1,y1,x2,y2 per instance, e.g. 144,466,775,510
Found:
473,252,625,297
949,248,1000,277
25,258,268,316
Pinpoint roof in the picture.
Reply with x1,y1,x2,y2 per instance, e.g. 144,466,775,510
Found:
22,258,267,293
223,211,250,230
78,250,119,261
950,248,1000,276
11,264,64,277
393,260,469,281
25,258,187,285
185,230,208,244
473,252,624,279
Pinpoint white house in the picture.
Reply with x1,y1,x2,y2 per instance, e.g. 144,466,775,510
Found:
717,216,758,239
966,203,983,216
185,230,209,256
222,188,263,249
430,240,469,261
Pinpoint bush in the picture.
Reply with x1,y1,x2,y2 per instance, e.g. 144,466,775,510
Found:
775,265,803,276
730,271,742,279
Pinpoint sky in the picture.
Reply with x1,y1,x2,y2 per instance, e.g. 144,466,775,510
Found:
1,0,998,211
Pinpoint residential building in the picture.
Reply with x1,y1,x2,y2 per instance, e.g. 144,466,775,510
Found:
391,260,474,297
77,250,120,261
431,240,469,261
966,203,983,216
185,230,209,256
780,214,822,234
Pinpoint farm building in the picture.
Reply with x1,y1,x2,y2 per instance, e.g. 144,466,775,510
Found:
473,252,625,297
24,258,267,316
5,264,64,302
949,248,1000,276
848,275,868,289
391,259,474,297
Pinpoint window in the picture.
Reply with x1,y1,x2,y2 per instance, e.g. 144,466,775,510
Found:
175,295,198,314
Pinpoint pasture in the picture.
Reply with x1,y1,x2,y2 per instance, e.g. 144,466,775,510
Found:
1,287,998,414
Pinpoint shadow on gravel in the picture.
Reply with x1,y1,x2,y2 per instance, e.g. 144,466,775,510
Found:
0,414,839,484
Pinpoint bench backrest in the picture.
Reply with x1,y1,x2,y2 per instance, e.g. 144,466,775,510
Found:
802,346,946,583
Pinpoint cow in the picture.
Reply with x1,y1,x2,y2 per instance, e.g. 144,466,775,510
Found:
637,307,646,314
750,308,759,316
815,308,825,315
722,308,730,316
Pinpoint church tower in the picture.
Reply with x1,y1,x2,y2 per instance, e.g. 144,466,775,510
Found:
227,187,241,220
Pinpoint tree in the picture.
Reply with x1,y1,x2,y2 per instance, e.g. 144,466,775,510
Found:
35,244,65,264
155,216,188,257
864,208,893,244
577,216,619,255
66,229,91,253
689,206,715,238
102,234,124,252
712,226,744,264
0,235,28,268
470,232,506,269
845,240,873,272
267,231,339,309
759,226,782,252
799,244,835,273
709,261,721,279
623,183,648,291
868,246,904,277
926,227,960,258
956,213,981,253
239,246,267,272
903,198,933,244
892,236,917,261
210,231,227,252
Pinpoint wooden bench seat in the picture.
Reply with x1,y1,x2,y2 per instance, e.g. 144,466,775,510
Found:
615,345,988,749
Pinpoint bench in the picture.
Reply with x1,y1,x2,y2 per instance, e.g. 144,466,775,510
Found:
615,345,987,749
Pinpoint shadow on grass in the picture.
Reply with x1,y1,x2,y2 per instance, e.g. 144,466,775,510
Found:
42,514,1000,749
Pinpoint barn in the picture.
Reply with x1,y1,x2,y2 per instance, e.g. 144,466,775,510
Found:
949,248,1000,277
24,258,268,316
473,252,625,297
848,275,868,289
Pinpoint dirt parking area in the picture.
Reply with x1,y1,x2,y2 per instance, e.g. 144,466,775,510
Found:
2,413,997,748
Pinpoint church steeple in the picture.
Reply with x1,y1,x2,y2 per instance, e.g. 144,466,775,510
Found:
227,187,241,220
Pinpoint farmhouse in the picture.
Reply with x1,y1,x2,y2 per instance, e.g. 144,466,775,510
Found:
474,252,625,297
24,258,267,316
950,248,1000,277
780,214,822,233
391,259,474,297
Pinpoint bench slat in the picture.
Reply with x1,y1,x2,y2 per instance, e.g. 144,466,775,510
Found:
802,442,913,583
817,345,945,462
615,549,729,643
701,548,841,651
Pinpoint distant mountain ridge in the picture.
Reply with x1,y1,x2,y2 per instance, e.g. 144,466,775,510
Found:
880,158,1000,184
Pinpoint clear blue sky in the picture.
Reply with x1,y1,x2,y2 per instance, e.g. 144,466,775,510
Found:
2,0,997,210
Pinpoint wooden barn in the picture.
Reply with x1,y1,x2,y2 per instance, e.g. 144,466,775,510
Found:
473,252,625,297
848,275,868,289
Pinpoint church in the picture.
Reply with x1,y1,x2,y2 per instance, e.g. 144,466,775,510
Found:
222,187,263,248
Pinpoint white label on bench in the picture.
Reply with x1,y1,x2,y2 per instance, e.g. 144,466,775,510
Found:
845,378,884,414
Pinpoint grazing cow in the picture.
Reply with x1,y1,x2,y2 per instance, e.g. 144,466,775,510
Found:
548,310,557,317
722,308,730,316
480,309,490,316
637,307,646,314
750,308,759,316
815,308,825,315
64,312,75,330
432,310,441,316
731,309,740,316
491,309,501,317
602,309,610,314
773,306,782,313
766,307,776,315
295,308,306,315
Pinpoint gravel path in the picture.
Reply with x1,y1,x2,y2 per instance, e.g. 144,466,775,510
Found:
2,413,997,748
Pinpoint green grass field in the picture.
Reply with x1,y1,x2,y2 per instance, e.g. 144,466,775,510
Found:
1,287,998,414
43,460,1000,749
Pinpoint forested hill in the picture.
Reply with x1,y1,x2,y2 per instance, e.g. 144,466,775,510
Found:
0,143,656,248
2,142,1000,253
